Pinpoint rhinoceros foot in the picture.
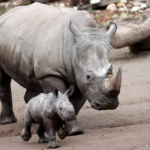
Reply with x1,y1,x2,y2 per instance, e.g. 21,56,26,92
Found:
38,136,49,143
0,113,17,125
65,120,84,136
21,128,32,141
47,141,60,149
67,126,84,136
58,127,67,140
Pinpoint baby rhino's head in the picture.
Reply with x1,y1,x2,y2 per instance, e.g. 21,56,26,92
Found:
52,85,76,121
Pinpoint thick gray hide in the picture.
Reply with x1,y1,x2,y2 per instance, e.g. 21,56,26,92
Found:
0,3,122,129
0,3,96,87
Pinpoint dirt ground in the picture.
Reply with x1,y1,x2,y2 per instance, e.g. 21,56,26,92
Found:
1,47,150,150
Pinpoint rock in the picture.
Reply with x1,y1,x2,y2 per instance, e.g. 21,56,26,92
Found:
90,0,100,4
118,7,125,12
59,3,65,9
112,14,119,19
140,3,148,9
145,8,150,13
12,0,23,6
120,0,127,3
128,14,133,18
73,6,78,10
95,10,101,15
120,13,127,19
139,9,144,12
130,6,140,12
131,2,142,7
126,3,134,8
0,2,13,11
123,5,128,12
116,2,125,7
106,3,117,12
53,3,59,7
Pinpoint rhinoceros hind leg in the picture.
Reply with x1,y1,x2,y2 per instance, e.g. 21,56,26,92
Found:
37,124,49,143
58,126,67,140
21,110,32,141
65,120,84,136
0,68,17,125
24,90,40,103
21,128,32,141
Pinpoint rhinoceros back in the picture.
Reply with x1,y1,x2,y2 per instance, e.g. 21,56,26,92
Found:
0,3,96,89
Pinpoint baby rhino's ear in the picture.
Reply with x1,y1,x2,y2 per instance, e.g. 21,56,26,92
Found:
52,88,58,98
65,85,75,97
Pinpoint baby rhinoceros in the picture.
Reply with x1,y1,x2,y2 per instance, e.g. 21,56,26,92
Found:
21,85,76,148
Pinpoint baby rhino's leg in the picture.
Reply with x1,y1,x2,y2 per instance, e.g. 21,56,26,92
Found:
21,109,32,141
44,120,60,148
37,124,49,143
58,126,67,140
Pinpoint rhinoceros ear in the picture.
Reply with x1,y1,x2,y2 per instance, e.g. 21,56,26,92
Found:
69,21,85,44
65,85,75,98
106,22,117,42
52,88,58,98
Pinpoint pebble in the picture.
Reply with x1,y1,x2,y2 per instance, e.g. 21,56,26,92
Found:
130,6,140,12
145,8,150,12
128,14,134,18
131,2,142,7
95,10,101,15
120,13,127,19
106,3,117,12
120,0,127,3
117,2,125,7
123,5,128,12
112,14,119,19
126,3,134,8
140,3,148,9
139,9,143,12
118,7,125,12
59,3,65,9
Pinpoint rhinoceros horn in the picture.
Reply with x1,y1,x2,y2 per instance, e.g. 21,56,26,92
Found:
69,21,85,44
106,67,122,96
106,22,117,42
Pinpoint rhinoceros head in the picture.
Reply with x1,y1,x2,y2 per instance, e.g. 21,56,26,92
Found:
52,85,76,121
70,22,122,111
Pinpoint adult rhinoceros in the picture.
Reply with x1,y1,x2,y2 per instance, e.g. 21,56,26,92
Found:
0,3,122,135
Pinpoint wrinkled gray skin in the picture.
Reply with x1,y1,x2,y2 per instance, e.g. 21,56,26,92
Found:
107,13,150,52
21,86,75,148
0,3,122,135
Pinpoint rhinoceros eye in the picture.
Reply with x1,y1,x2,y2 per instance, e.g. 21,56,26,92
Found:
86,75,91,80
86,72,94,82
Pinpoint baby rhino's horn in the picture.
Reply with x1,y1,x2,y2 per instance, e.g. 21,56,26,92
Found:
65,85,75,97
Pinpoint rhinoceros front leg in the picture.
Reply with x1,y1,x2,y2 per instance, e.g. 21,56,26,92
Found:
65,90,86,135
39,76,85,135
0,68,17,125
24,90,40,103
43,120,60,149
37,124,49,143
21,108,32,141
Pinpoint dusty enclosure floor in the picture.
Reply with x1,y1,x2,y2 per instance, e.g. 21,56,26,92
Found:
1,47,150,150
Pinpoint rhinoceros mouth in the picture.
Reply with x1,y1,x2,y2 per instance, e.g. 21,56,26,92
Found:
90,99,119,111
63,116,76,122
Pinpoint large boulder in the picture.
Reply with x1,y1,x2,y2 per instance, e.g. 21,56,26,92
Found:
106,13,150,52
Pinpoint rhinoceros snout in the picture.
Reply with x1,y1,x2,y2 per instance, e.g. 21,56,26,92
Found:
90,99,119,111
